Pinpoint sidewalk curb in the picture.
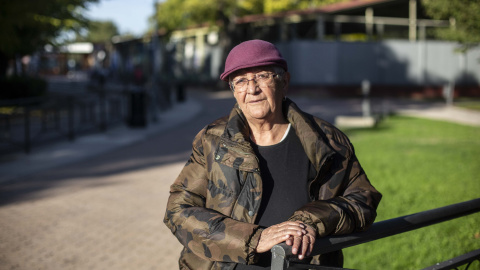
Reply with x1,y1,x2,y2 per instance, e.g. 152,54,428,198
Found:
0,99,203,184
396,106,480,127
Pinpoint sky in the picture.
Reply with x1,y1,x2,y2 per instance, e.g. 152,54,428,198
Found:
86,0,157,36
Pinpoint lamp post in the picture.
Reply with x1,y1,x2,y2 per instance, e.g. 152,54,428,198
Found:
150,0,161,121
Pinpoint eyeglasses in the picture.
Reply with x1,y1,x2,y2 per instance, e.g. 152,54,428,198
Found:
230,72,282,92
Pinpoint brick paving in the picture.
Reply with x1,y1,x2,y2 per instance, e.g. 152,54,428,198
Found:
0,160,184,270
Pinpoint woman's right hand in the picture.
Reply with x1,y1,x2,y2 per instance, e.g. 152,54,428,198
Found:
255,221,307,253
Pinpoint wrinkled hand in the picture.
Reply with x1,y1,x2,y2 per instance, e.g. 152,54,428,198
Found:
255,221,307,253
286,223,316,260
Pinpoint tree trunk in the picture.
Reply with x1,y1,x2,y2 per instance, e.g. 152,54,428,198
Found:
0,52,9,78
216,1,238,89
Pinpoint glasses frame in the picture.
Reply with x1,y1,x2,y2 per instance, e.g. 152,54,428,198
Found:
229,72,283,92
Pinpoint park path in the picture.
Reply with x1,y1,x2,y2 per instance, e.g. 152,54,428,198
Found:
0,90,235,270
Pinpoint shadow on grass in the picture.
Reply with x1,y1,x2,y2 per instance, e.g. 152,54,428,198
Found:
340,115,394,136
342,125,391,137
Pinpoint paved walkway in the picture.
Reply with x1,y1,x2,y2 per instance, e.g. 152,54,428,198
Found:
0,97,202,184
0,89,479,270
397,104,480,126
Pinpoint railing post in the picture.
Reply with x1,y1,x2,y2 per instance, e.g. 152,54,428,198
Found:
24,106,31,154
68,96,75,141
54,106,60,130
271,244,290,270
99,90,106,131
41,110,47,131
1,113,11,139
362,79,371,117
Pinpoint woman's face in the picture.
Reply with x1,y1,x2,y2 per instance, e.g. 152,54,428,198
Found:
231,66,289,123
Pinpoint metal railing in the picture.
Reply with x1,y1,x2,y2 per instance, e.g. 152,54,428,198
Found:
271,198,480,270
0,91,127,154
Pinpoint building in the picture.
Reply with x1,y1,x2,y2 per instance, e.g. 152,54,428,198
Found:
129,0,480,97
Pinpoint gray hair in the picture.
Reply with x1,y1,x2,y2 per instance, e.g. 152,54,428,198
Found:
272,66,286,75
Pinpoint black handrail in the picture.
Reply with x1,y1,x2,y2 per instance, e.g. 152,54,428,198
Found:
422,249,480,270
271,198,480,269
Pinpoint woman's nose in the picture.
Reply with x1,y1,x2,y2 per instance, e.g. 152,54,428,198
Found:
245,80,258,94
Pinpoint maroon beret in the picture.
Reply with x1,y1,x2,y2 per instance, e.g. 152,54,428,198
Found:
220,40,288,81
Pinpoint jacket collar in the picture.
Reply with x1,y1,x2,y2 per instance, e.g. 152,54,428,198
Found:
223,104,252,145
220,98,336,169
283,98,336,169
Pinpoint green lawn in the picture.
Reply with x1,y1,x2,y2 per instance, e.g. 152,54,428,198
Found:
340,115,480,270
454,98,480,111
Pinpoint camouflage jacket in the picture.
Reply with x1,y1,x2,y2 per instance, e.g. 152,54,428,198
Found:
164,98,382,270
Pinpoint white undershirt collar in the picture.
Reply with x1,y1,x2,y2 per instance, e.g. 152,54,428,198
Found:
279,123,291,142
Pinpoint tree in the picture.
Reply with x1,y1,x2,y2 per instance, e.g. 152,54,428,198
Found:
0,0,99,76
263,0,348,14
154,0,347,36
423,0,480,49
76,20,119,43
155,0,238,35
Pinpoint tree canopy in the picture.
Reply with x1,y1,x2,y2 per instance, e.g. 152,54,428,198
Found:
0,0,98,75
423,0,480,48
155,0,480,48
155,0,348,35
76,20,120,43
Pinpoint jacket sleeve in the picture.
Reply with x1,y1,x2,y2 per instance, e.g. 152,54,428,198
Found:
289,141,382,237
163,129,263,264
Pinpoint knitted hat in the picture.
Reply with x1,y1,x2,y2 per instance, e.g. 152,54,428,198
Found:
220,40,288,81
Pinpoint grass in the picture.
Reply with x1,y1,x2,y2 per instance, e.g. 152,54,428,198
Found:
340,115,480,270
456,102,480,111
454,98,480,111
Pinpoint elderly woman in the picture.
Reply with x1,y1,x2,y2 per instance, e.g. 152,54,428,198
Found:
164,40,382,269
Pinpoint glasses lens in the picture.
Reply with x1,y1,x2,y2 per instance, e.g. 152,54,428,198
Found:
232,73,276,92
233,78,247,89
256,73,271,83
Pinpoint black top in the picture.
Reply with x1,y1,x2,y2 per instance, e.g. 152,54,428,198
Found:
236,126,316,269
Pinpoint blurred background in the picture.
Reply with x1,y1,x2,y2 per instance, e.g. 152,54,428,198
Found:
0,0,479,269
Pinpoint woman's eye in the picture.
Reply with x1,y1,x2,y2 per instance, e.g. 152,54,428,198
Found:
235,79,247,85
